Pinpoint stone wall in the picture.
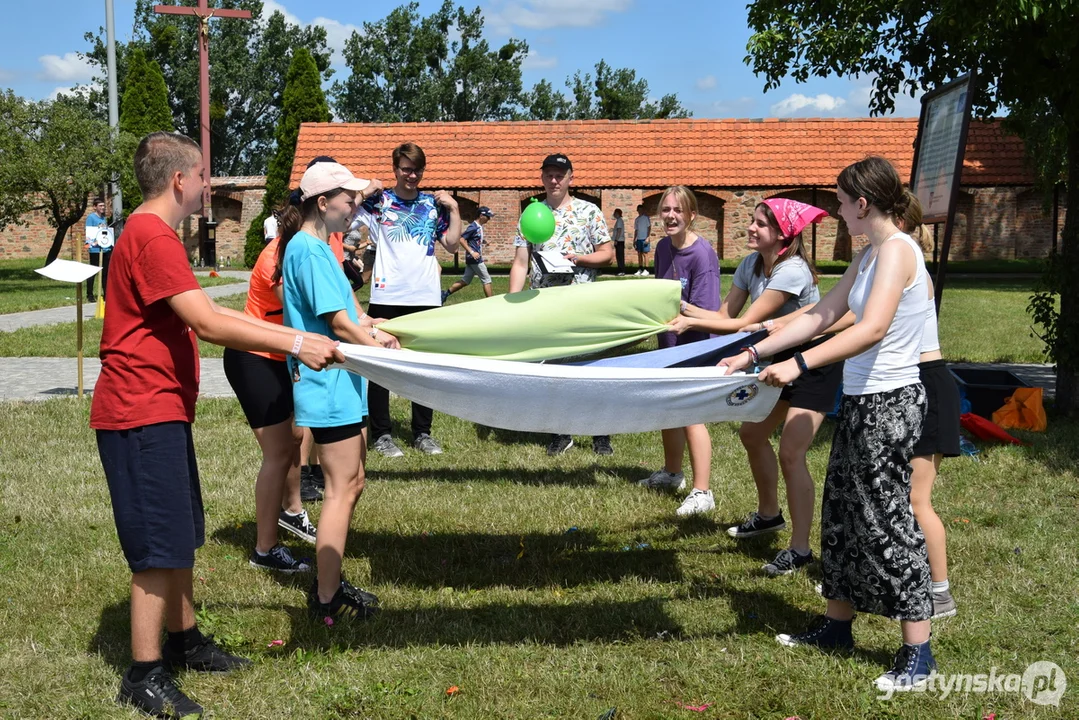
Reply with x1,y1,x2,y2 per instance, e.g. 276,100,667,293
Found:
4,182,1067,267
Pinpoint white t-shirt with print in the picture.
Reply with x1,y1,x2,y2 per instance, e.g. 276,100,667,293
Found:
351,189,449,307
513,197,611,289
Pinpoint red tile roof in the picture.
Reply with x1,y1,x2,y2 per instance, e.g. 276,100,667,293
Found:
290,118,1033,190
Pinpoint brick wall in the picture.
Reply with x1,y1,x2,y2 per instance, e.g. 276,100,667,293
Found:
4,182,1067,267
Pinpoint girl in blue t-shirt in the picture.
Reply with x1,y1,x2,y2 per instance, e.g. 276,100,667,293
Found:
276,161,399,623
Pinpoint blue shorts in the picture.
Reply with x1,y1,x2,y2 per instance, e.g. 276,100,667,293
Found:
96,422,204,572
634,239,651,253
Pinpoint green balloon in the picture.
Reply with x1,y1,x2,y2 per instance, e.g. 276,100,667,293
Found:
519,199,556,244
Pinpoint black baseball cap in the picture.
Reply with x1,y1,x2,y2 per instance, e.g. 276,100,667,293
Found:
541,153,572,171
478,206,494,218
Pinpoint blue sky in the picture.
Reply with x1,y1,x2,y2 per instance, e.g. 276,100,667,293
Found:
1,0,923,118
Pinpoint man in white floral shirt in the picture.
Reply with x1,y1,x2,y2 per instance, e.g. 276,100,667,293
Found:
509,153,615,456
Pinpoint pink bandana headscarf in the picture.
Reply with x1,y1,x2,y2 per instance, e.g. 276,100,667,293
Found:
762,198,829,240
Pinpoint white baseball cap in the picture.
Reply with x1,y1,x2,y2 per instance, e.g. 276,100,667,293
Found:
299,162,371,201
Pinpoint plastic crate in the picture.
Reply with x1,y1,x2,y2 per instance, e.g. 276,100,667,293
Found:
949,368,1031,419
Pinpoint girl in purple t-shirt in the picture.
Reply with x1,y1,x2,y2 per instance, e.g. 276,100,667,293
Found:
669,199,841,579
638,187,722,518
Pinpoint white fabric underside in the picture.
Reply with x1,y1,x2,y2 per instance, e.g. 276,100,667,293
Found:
339,344,781,435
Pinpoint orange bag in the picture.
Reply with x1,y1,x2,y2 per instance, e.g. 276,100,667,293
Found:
992,387,1047,432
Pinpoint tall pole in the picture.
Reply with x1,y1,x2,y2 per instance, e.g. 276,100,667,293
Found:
105,0,122,223
198,0,212,224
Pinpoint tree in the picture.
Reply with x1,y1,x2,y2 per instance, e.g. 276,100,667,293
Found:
243,48,330,267
119,48,174,214
520,79,572,121
744,0,1079,414
0,92,137,264
521,61,691,120
84,0,332,176
333,0,528,123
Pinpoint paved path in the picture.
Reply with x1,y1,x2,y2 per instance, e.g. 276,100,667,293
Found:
0,356,1056,404
0,271,250,333
0,357,234,401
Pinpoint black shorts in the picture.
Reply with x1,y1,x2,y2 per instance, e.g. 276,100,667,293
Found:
97,422,204,573
310,421,366,445
912,359,962,458
223,347,294,429
777,335,844,413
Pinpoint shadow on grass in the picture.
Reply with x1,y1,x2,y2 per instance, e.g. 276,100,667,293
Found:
369,464,646,487
212,523,684,589
1021,417,1079,478
286,597,682,650
88,601,131,672
684,584,895,668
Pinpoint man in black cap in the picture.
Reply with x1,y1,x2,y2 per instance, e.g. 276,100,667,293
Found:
509,153,616,457
443,206,495,301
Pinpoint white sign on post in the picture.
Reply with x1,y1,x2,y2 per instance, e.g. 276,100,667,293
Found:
911,81,970,223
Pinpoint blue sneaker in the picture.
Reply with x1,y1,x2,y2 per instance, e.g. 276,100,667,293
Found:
441,289,451,304
776,615,855,650
874,640,937,692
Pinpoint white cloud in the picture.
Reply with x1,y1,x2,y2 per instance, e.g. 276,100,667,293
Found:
521,50,558,70
261,0,301,27
695,75,716,91
311,16,362,59
486,0,633,33
37,53,94,83
770,92,846,117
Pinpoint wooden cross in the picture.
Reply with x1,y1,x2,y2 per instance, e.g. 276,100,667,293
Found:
153,1,252,223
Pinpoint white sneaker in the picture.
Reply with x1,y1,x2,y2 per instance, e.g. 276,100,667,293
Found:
676,489,715,517
637,469,686,491
640,270,650,277
635,269,644,276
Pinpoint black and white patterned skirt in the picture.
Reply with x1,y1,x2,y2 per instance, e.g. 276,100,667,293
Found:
820,383,932,621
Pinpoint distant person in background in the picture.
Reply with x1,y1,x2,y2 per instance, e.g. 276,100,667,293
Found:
633,204,652,276
263,210,279,244
611,208,626,275
85,199,111,302
443,206,495,301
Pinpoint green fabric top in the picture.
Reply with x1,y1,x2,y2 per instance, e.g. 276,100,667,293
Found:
378,280,682,361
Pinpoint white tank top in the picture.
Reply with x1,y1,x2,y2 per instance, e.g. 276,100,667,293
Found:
843,232,928,395
920,293,940,354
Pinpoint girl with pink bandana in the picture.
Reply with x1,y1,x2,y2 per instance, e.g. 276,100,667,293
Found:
668,199,840,578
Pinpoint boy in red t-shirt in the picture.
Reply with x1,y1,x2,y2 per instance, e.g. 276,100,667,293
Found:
91,132,343,719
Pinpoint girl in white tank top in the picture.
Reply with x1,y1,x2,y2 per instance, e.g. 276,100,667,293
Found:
718,156,939,692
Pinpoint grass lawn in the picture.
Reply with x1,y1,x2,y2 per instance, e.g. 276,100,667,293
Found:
0,257,243,315
0,394,1076,718
0,275,1051,365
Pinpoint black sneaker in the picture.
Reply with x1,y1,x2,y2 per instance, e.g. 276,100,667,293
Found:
726,511,786,538
763,548,814,577
300,471,323,502
776,615,855,651
249,544,311,573
547,435,574,456
308,578,380,622
162,634,252,675
278,509,317,544
117,665,203,719
592,435,614,456
310,464,325,489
